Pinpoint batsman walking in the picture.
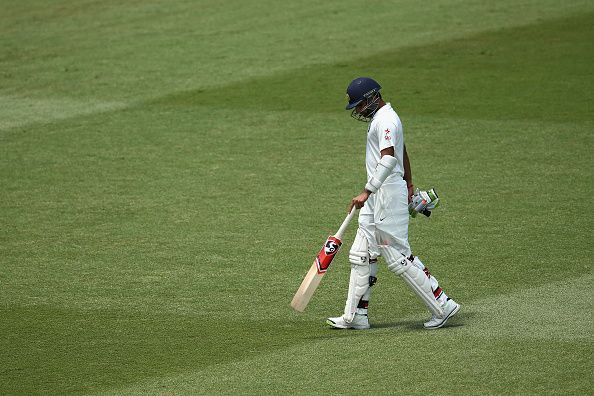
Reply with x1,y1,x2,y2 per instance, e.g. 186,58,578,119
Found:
326,77,460,330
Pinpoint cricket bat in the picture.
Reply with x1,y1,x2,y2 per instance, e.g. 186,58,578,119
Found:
290,206,358,312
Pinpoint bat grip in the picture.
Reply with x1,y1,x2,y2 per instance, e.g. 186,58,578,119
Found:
334,206,357,240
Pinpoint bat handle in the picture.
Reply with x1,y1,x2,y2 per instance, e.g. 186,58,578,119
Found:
335,206,357,240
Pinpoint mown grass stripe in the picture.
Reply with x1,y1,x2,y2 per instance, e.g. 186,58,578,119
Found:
96,274,593,395
0,95,127,131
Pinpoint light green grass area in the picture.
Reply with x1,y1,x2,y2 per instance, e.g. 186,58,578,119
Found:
1,1,593,394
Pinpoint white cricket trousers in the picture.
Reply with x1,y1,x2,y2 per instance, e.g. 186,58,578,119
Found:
358,178,411,258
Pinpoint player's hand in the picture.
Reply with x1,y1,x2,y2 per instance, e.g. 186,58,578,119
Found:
408,188,439,217
407,184,414,203
348,190,371,212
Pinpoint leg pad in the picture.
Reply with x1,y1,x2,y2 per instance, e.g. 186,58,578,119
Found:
383,247,444,317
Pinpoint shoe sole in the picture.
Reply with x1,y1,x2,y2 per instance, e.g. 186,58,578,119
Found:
424,303,460,330
326,319,370,330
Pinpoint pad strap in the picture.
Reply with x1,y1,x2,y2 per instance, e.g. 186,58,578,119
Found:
365,155,398,193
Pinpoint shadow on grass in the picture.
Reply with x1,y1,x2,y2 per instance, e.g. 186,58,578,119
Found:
303,313,468,339
371,308,472,331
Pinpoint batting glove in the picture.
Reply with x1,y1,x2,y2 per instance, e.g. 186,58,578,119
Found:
408,188,440,217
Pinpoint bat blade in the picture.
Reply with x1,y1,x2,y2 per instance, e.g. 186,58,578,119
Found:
290,235,343,312
290,261,324,312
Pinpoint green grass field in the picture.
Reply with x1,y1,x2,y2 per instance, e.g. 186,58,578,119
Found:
1,1,593,394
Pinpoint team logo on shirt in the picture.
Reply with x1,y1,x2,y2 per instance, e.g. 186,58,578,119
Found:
384,128,391,140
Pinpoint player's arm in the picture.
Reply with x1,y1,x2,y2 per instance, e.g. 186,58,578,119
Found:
381,146,395,158
349,147,396,211
403,144,414,201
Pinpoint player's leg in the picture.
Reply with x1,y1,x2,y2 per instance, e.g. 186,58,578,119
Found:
356,257,378,314
326,227,372,330
377,230,459,329
351,212,380,317
326,210,378,330
375,180,459,327
381,244,444,317
409,256,447,305
410,255,460,329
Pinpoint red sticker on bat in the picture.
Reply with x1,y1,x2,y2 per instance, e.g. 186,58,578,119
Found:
315,236,342,273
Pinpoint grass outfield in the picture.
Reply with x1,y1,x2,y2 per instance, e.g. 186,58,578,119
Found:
1,0,593,394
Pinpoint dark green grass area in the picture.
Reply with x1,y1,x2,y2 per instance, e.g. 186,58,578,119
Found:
0,306,315,394
160,12,593,122
1,2,593,395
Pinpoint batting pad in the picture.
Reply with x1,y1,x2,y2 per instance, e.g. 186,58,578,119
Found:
383,246,444,317
344,229,371,321
344,263,371,322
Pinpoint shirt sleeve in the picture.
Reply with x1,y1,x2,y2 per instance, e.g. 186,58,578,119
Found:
377,121,400,152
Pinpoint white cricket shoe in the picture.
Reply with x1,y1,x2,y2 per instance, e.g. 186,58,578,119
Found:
424,299,460,330
326,313,370,330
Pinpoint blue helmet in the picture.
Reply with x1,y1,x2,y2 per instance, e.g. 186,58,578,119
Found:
345,77,382,122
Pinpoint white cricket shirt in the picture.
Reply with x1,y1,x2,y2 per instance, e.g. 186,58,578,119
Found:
365,103,404,183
